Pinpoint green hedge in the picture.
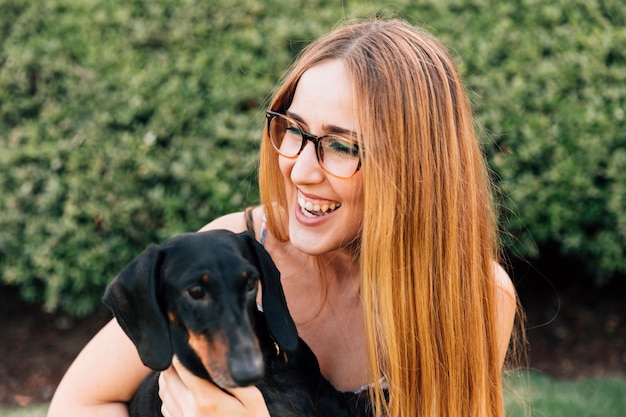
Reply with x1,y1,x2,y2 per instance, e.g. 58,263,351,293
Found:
1,0,624,316
454,0,626,284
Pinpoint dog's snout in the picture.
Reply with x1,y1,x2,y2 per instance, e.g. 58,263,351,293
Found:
229,350,264,386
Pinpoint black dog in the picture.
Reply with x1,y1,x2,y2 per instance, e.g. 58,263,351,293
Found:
103,230,366,417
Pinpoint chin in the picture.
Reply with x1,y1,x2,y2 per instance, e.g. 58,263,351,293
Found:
288,223,361,256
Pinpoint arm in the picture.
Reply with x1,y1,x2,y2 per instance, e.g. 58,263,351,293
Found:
47,320,151,417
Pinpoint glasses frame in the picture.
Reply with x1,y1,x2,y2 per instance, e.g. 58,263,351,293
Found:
265,110,362,178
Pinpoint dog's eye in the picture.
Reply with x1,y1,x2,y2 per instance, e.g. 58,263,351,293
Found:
246,276,259,292
187,285,206,300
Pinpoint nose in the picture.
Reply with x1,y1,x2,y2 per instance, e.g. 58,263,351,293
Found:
229,349,264,386
289,141,325,184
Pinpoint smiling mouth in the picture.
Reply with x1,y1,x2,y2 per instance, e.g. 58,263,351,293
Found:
297,196,342,218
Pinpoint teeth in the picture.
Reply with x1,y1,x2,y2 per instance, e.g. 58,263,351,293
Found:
297,195,341,216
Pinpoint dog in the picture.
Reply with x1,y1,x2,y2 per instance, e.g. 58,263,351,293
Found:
103,230,367,417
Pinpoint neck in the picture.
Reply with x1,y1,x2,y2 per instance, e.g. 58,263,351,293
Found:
262,228,362,313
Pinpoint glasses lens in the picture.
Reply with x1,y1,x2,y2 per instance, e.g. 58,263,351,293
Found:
268,114,302,157
267,112,361,178
319,136,360,178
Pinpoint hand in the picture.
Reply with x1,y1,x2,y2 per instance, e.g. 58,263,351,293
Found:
158,356,271,417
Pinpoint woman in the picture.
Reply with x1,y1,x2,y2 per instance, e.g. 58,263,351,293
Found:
48,19,518,417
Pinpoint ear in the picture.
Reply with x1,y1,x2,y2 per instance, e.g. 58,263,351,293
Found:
102,244,173,371
238,231,299,352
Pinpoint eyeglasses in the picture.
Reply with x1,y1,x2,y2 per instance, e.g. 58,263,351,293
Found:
266,110,361,178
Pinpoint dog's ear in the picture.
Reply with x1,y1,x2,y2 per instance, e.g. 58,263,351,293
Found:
102,244,173,371
238,232,299,352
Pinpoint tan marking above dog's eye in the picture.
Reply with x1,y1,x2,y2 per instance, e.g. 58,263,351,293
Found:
202,273,210,283
168,311,179,324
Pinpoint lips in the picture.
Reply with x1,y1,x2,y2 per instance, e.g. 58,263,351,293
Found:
297,192,341,218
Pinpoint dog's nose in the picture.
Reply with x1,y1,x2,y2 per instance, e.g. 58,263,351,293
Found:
229,351,264,386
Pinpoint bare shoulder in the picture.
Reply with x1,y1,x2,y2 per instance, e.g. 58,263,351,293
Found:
198,211,248,233
492,262,518,367
493,262,516,302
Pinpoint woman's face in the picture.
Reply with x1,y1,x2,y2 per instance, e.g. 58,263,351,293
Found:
279,59,364,256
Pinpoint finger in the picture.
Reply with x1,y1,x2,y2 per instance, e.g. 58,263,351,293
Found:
171,357,262,405
159,374,172,417
170,356,225,395
159,359,193,417
165,356,270,416
168,356,242,413
158,372,173,417
223,385,266,407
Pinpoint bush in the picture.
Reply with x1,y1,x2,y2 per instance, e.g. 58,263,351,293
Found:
0,0,333,315
1,0,624,316
384,0,626,284
453,0,626,284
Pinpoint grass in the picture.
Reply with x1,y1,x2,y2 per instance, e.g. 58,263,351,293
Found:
0,404,47,417
505,371,626,417
3,372,625,417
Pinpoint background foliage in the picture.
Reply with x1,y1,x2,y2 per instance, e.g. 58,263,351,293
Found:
1,0,624,316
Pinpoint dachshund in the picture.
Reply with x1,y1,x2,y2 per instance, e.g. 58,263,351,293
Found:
102,230,367,417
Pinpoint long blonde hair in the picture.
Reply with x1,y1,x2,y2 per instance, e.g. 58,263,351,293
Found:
260,19,506,417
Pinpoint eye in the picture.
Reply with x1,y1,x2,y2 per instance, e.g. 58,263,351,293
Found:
285,120,302,134
324,136,360,157
187,285,206,300
246,275,259,292
284,123,303,143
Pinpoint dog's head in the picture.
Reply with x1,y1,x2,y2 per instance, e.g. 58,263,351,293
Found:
102,230,298,388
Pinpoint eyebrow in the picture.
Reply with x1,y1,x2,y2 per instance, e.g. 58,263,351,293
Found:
285,110,358,139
